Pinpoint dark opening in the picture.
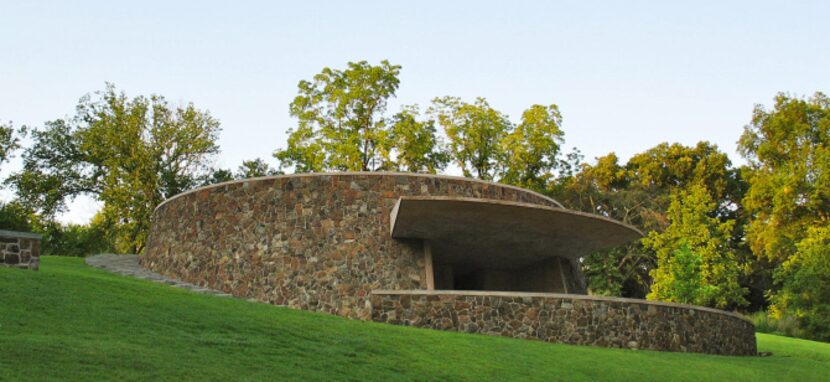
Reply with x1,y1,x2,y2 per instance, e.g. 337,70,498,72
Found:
433,257,579,293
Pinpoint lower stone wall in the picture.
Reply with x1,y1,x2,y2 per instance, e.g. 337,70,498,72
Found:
0,230,42,271
370,290,757,356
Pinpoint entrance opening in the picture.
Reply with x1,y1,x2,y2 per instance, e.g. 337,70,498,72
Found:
431,253,582,293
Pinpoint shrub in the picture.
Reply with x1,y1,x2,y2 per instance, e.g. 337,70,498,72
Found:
751,311,802,338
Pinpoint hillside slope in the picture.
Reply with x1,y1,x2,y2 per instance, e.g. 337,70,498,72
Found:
1,257,828,381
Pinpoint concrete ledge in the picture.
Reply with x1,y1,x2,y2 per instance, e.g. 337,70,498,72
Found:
390,196,643,264
0,229,43,240
370,290,757,355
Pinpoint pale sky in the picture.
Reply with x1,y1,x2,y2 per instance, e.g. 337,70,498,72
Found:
1,0,829,224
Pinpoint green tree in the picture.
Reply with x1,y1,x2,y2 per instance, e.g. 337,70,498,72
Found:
202,168,234,185
739,92,830,339
500,104,565,191
236,158,281,178
275,60,401,172
0,121,24,168
387,105,449,173
0,201,34,231
644,183,747,309
738,92,830,264
555,142,748,299
772,224,830,341
429,97,512,180
9,84,220,253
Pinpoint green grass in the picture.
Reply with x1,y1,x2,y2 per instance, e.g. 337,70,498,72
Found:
1,257,829,381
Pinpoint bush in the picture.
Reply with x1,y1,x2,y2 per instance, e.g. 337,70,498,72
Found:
40,223,113,257
751,311,802,338
772,225,830,342
0,201,35,231
1,201,114,257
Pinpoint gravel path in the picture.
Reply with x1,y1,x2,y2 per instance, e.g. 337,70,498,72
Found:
85,254,233,297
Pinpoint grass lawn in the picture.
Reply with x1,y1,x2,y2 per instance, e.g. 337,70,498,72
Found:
1,257,829,381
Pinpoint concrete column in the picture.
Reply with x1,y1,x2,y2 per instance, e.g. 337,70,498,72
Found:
424,241,435,290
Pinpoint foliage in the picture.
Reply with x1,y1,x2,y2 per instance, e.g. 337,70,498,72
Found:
500,104,565,191
0,200,35,231
236,158,282,178
2,257,830,382
752,311,803,339
644,184,747,309
275,60,402,172
737,92,830,339
0,201,113,256
0,121,25,168
429,96,512,180
554,142,747,299
582,246,626,296
771,225,830,341
8,84,220,253
738,92,830,264
387,105,450,173
38,213,114,257
201,168,235,185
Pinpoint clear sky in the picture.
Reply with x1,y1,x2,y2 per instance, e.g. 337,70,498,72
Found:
1,0,829,223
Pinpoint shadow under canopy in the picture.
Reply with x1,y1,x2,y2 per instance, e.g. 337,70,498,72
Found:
390,196,643,294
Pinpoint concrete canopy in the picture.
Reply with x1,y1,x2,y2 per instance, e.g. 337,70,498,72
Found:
390,196,643,269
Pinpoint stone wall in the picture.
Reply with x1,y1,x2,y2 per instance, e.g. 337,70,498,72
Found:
142,172,561,320
370,290,757,356
0,230,42,271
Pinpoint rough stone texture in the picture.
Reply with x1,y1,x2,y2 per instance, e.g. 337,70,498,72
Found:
0,230,41,271
370,290,757,356
142,173,561,320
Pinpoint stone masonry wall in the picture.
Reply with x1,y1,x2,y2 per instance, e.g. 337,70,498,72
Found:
142,173,561,320
370,290,757,355
0,230,42,271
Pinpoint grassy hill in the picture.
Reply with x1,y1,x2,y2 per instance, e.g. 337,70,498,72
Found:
1,257,828,381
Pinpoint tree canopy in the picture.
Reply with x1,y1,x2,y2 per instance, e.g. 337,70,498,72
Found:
644,183,747,309
275,60,402,172
9,84,220,253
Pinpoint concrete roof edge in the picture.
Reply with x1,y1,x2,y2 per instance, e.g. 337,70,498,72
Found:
153,171,565,213
370,289,751,323
394,196,644,238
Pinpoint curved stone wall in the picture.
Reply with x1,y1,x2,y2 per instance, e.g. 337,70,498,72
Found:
370,290,757,355
142,172,562,320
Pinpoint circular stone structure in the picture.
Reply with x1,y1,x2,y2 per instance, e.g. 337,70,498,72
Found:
142,172,756,355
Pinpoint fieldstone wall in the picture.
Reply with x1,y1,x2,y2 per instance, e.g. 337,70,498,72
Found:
0,230,42,271
142,172,561,320
370,290,757,356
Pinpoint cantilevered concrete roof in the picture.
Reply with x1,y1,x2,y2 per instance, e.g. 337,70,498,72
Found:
390,197,642,268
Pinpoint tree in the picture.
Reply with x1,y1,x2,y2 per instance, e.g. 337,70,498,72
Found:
772,224,830,341
738,92,830,265
500,104,565,191
0,201,34,231
429,97,512,180
554,142,748,299
738,92,830,339
644,183,747,309
236,158,281,178
202,168,234,185
0,121,24,168
9,84,220,253
387,105,449,173
275,60,402,172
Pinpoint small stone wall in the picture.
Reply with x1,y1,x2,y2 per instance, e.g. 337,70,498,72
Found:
0,230,42,271
370,290,757,356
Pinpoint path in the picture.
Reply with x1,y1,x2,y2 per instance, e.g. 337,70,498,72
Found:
85,254,233,297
